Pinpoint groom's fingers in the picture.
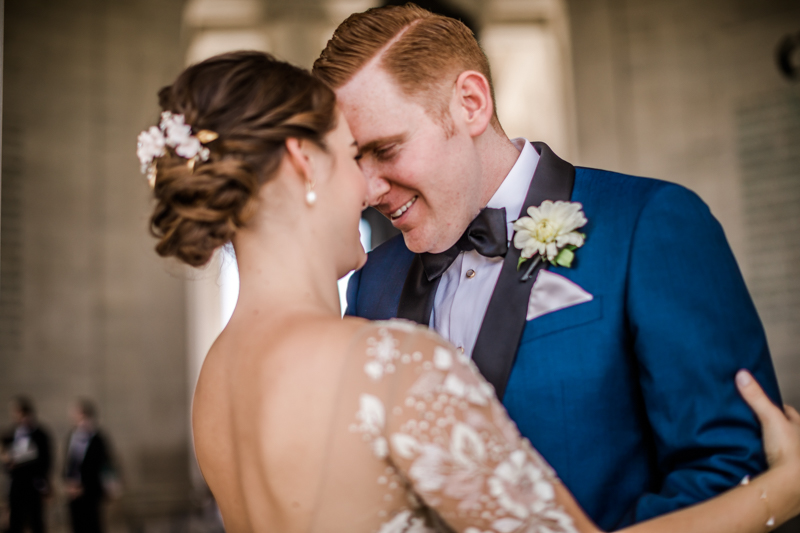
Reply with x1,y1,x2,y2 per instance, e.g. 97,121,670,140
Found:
736,370,779,428
785,404,800,425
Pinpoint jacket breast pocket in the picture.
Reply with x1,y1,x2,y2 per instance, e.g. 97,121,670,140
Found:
520,296,603,343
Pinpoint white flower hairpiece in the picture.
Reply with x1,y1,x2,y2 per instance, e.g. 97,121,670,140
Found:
136,111,218,188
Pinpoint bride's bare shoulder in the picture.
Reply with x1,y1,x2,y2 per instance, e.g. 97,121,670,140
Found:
262,317,444,370
201,316,444,390
274,316,436,356
269,315,370,354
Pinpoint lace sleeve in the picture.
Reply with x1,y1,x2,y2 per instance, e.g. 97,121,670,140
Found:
350,320,579,533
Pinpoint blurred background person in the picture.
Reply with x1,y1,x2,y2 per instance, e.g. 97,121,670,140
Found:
1,397,52,533
64,399,116,533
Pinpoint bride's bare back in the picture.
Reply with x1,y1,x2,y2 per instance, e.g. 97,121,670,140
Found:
193,315,389,532
193,317,581,533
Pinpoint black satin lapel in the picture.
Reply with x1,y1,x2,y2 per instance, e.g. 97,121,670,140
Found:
471,142,576,400
397,254,441,325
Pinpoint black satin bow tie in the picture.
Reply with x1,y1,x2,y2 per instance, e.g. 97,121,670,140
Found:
420,207,508,281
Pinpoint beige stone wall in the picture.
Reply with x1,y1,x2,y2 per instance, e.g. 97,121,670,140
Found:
0,0,193,526
567,0,800,413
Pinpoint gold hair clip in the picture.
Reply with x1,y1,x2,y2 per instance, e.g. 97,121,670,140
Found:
147,165,158,189
196,130,219,144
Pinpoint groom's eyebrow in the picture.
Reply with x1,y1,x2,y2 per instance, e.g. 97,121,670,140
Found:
356,134,405,157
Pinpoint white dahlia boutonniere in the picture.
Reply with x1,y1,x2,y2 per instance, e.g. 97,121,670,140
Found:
513,200,587,279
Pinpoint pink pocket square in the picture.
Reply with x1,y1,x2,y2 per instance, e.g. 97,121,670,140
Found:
527,270,594,321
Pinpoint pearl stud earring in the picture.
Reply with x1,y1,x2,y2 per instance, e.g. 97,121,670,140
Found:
305,181,317,206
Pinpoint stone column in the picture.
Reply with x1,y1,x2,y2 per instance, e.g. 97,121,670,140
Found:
481,0,578,161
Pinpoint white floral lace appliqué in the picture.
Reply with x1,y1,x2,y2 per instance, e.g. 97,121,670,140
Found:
355,323,578,533
356,394,389,459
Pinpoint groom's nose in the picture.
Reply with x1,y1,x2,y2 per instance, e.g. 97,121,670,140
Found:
365,173,391,206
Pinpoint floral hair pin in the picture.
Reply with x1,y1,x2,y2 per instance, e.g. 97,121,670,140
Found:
513,200,588,281
136,111,218,188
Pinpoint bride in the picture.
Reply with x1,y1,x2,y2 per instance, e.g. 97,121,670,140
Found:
140,51,800,533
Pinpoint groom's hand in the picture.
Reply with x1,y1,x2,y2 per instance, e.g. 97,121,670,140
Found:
736,369,800,471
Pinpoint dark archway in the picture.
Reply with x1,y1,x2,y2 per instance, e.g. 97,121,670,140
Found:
381,0,478,36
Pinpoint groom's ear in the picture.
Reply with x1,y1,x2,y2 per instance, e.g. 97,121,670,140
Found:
454,70,494,138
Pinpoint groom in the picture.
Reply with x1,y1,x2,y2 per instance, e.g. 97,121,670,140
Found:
313,4,781,529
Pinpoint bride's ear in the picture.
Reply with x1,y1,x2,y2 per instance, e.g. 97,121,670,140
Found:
285,137,313,184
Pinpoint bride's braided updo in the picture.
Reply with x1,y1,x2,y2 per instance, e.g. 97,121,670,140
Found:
148,51,337,267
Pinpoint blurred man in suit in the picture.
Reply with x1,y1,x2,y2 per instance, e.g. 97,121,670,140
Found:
2,396,52,533
64,399,113,533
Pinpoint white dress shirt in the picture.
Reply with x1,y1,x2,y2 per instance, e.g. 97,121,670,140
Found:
431,138,540,358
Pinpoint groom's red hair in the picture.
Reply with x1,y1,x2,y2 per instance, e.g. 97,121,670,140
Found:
312,3,498,130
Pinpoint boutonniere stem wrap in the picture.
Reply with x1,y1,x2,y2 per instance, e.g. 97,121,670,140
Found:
513,200,587,281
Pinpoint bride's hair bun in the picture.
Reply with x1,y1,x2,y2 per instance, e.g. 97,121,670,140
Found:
148,51,337,267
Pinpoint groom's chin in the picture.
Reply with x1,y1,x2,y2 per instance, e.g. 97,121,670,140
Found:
402,229,454,255
401,227,431,254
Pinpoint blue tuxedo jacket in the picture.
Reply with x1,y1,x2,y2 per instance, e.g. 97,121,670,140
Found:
345,143,781,530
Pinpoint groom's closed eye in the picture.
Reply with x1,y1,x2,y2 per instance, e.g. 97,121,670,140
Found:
373,145,397,161
356,134,406,162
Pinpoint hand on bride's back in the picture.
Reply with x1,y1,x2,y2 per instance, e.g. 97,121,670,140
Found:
737,369,800,472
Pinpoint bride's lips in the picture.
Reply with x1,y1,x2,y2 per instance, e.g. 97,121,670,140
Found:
388,196,418,222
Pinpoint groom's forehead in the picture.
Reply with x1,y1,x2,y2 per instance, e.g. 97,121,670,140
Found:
336,68,427,143
336,62,405,113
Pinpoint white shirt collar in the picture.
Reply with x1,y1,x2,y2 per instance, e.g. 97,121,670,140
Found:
486,138,540,240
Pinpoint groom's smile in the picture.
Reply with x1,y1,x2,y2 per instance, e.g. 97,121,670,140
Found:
389,196,418,221
375,188,424,235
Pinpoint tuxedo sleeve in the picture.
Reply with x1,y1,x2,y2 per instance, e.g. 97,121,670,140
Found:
344,268,362,317
623,183,781,525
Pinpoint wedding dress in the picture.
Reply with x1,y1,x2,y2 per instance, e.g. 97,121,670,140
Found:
308,320,578,533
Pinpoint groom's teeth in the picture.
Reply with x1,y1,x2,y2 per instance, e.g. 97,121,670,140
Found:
391,196,417,219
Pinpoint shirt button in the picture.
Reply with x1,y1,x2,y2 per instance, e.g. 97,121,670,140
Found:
457,347,465,354
466,269,476,279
